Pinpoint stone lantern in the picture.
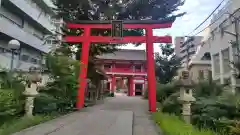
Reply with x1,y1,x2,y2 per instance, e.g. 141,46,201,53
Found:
176,69,196,124
24,66,42,116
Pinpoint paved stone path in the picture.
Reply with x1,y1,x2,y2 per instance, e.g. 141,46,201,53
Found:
14,96,159,135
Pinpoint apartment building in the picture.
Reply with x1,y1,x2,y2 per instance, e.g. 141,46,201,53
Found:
207,0,240,92
188,32,212,83
174,36,203,67
0,0,61,71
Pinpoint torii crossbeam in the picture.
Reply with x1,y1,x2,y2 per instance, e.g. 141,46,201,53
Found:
64,19,175,112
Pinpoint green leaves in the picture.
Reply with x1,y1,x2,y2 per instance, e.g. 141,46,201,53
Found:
152,112,215,135
34,54,80,114
0,70,25,125
155,44,181,84
53,0,185,58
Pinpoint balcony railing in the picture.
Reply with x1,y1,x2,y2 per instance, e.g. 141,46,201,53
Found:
0,13,23,28
0,14,49,52
9,0,55,31
104,68,145,73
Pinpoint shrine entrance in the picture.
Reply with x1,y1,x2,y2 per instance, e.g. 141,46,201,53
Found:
64,19,174,112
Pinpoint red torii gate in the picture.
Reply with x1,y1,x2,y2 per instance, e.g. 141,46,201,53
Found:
64,19,174,112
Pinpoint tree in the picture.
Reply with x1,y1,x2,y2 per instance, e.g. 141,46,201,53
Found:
53,0,185,20
155,44,181,84
52,0,185,57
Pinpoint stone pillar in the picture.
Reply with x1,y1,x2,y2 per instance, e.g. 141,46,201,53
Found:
182,102,192,123
24,83,39,117
111,75,116,93
24,67,42,117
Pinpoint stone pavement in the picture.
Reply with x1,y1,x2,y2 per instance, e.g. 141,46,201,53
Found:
14,96,159,135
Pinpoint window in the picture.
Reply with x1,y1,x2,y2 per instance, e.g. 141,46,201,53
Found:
232,44,240,63
21,55,29,62
201,52,211,60
219,21,226,38
222,48,230,74
0,47,4,53
104,64,111,69
30,58,38,64
213,53,220,74
211,31,215,40
198,70,204,80
208,70,212,82
135,65,141,71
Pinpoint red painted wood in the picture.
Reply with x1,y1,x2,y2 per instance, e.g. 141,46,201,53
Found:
64,35,172,43
77,28,91,109
146,28,156,112
128,77,134,96
111,76,116,93
67,23,173,29
65,21,174,111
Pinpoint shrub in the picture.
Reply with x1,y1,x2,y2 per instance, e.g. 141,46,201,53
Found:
144,82,178,101
33,54,80,115
161,92,182,115
0,70,25,125
191,92,240,134
0,115,55,135
156,83,178,103
152,112,216,135
229,120,240,135
194,81,223,97
109,92,115,97
158,81,240,134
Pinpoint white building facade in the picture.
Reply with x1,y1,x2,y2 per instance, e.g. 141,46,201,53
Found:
208,0,240,92
0,0,61,71
175,36,203,67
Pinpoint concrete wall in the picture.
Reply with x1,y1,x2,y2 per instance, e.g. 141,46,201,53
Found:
208,0,240,86
0,40,42,71
189,64,212,83
0,6,51,52
174,37,185,57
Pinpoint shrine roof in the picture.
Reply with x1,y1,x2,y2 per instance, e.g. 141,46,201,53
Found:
97,49,146,61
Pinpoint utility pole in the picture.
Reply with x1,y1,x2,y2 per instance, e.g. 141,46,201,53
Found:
234,17,239,59
232,17,239,94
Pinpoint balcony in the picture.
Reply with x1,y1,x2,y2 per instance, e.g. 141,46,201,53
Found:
104,67,147,76
8,0,55,32
0,13,50,52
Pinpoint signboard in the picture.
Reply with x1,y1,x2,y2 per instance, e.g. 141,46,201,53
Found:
111,20,123,38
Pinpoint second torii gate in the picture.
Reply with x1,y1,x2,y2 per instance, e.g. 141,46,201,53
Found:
64,19,174,112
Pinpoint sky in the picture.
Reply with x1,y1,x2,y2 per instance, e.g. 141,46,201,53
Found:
121,0,222,52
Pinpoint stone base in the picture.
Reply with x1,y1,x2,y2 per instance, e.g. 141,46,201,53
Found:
182,115,191,124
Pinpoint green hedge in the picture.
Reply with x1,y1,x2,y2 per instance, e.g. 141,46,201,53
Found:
0,115,56,135
152,112,216,135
